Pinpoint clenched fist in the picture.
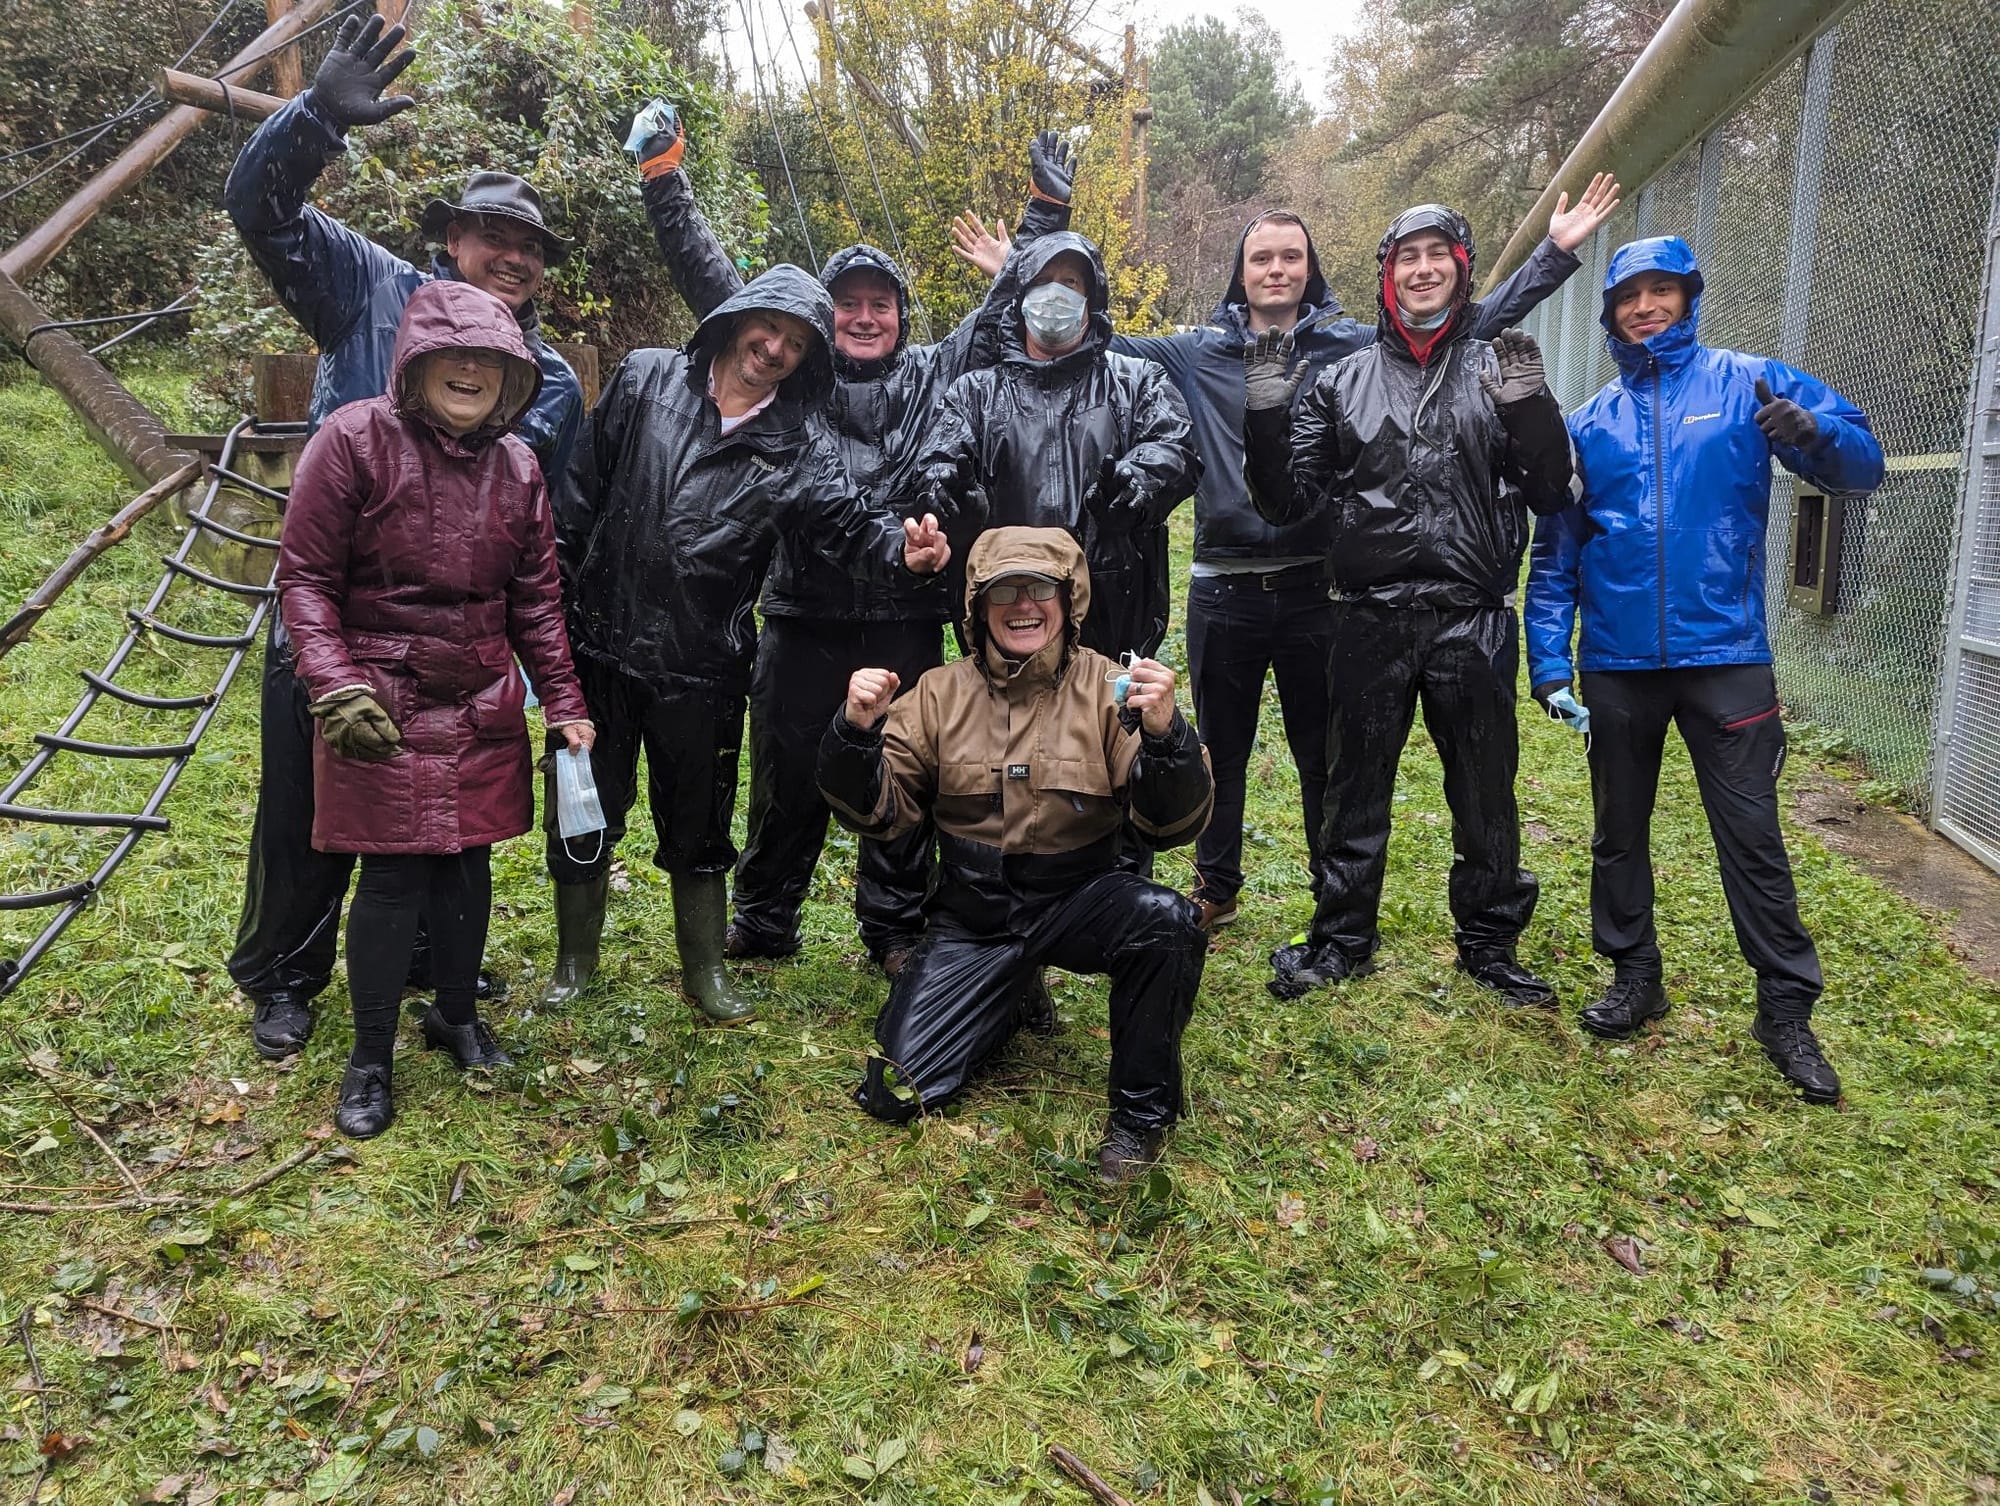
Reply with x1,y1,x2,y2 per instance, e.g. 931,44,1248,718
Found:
845,667,901,729
1120,656,1179,738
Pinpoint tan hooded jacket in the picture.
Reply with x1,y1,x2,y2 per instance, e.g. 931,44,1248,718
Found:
821,528,1211,875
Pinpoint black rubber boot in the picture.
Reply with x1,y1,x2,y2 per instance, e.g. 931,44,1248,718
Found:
1751,1014,1841,1105
419,1005,514,1069
673,872,757,1025
1578,976,1670,1039
1457,948,1557,1008
1018,968,1059,1038
1097,1118,1167,1185
538,876,608,1009
334,1060,394,1139
251,992,314,1061
1267,940,1375,1000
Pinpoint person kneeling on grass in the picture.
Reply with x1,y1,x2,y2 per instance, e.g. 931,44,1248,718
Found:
275,280,594,1139
817,527,1213,1184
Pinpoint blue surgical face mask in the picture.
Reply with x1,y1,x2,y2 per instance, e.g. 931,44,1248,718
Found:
1021,281,1089,349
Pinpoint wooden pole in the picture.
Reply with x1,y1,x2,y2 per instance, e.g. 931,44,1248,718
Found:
1130,56,1151,250
813,0,837,97
805,6,928,157
0,0,338,282
262,0,305,96
154,69,288,123
1118,24,1135,176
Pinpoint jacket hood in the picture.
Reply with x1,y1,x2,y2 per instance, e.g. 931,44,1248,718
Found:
687,263,837,405
1376,203,1476,365
1215,210,1332,324
1602,235,1705,378
389,279,542,446
1006,231,1113,363
964,526,1092,666
820,243,911,374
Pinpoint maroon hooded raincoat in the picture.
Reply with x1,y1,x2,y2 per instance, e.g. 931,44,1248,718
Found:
276,280,589,855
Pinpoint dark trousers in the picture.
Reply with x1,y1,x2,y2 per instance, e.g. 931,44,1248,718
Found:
862,874,1207,1132
345,849,491,1063
1307,602,1538,960
733,616,942,957
1580,663,1822,1020
546,656,744,883
1184,567,1335,903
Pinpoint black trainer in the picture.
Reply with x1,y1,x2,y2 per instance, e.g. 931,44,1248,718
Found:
1578,976,1670,1039
1751,1014,1842,1105
419,1005,514,1070
722,923,801,962
1267,940,1375,1000
1097,1119,1167,1185
334,1061,394,1139
250,993,314,1061
1456,949,1557,1008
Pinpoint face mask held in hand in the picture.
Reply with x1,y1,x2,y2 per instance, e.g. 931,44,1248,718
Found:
1021,282,1088,350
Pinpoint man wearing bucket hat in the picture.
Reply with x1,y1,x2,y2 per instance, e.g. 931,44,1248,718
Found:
222,14,586,1065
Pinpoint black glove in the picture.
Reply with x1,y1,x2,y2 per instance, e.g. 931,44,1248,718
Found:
1096,457,1148,526
1243,327,1303,412
1029,130,1075,204
307,14,417,130
1479,328,1548,407
1529,679,1570,711
1753,378,1818,447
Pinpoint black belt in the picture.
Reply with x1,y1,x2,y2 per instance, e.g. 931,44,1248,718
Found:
1208,560,1328,593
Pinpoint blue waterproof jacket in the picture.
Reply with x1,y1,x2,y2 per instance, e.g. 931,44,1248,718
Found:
224,92,583,477
1524,237,1884,689
1112,228,1581,563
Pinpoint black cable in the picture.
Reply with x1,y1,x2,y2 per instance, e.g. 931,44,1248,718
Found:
734,0,818,267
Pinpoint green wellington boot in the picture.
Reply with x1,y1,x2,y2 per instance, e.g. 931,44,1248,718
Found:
538,876,609,1009
671,872,758,1025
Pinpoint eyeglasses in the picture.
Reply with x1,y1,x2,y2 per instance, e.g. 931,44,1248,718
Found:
984,579,1060,606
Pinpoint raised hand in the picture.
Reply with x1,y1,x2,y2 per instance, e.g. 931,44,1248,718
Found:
902,513,951,574
949,211,1011,279
309,14,417,130
1754,377,1818,447
1242,326,1302,412
1548,171,1622,253
625,98,685,179
1478,328,1548,406
1029,129,1075,204
1121,656,1178,738
845,667,901,728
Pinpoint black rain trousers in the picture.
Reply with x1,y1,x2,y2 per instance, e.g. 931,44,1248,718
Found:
859,872,1206,1132
1304,601,1538,961
1580,663,1821,1020
733,616,942,958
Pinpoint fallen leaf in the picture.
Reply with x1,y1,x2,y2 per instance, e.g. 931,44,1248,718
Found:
38,1429,86,1461
1353,1137,1381,1162
672,1407,702,1436
762,1433,799,1474
1601,1234,1646,1277
1274,1192,1308,1230
550,1488,579,1506
146,1473,188,1501
962,1333,984,1374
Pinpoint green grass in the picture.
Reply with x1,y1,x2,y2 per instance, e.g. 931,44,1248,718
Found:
2,359,1998,1505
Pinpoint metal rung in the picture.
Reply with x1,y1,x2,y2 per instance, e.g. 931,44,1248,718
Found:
209,464,289,505
34,732,198,760
0,802,170,832
126,611,256,649
190,512,281,550
0,881,94,913
79,670,216,711
163,555,276,599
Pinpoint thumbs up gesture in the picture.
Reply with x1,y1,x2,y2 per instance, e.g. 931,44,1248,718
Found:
1753,377,1818,447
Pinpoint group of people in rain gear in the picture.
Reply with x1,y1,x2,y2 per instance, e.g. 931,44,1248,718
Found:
220,14,1885,1172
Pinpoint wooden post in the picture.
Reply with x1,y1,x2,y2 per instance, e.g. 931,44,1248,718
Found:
1118,24,1135,178
262,0,305,97
251,353,319,424
155,69,287,122
813,0,837,98
375,0,408,23
550,343,602,412
1,0,339,282
1131,56,1151,250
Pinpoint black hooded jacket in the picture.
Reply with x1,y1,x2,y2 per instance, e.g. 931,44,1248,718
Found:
554,265,915,693
918,232,1202,657
1242,207,1574,608
643,170,1069,623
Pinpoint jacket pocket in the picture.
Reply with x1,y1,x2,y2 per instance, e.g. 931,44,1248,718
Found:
1032,756,1114,801
468,667,529,742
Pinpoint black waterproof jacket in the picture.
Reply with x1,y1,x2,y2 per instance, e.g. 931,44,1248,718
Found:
919,233,1201,657
554,265,914,694
1244,294,1574,609
643,170,1068,623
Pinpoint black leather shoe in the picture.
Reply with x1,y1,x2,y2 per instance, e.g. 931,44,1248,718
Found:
1018,969,1059,1038
722,923,800,962
334,1061,394,1139
474,970,505,1003
1097,1119,1167,1185
419,1006,514,1070
1577,976,1670,1039
1268,940,1374,1000
250,993,314,1061
1457,949,1557,1008
1751,1014,1842,1105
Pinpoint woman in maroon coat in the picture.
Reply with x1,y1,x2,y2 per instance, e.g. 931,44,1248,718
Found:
277,279,594,1138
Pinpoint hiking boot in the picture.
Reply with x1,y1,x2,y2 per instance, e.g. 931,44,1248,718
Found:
250,992,314,1061
1751,1014,1841,1105
419,1005,514,1070
723,923,801,962
675,873,758,1025
879,945,916,981
1577,976,1670,1039
1457,948,1557,1008
1193,895,1240,932
1267,940,1374,1000
1018,968,1059,1038
539,876,609,1009
334,1061,394,1139
1097,1119,1167,1185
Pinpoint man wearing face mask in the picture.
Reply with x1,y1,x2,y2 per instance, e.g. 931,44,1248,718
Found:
917,233,1202,663
1242,205,1574,1006
617,108,1073,981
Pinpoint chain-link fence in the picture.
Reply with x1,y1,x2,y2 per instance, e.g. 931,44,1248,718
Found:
1515,0,2000,843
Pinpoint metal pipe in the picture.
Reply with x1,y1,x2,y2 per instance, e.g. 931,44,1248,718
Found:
1484,0,1866,290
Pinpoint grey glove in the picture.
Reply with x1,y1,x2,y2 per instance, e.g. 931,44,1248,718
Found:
1478,328,1547,406
1243,327,1303,412
1753,378,1819,447
1029,130,1075,204
308,14,417,131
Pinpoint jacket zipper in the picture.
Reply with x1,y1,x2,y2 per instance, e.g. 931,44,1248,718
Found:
1743,542,1757,608
1652,360,1668,668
